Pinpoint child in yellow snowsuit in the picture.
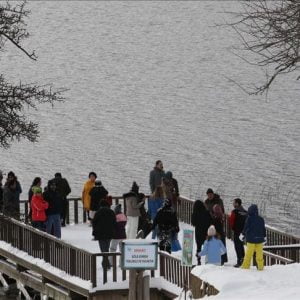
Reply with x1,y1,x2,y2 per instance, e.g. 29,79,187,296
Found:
241,204,266,270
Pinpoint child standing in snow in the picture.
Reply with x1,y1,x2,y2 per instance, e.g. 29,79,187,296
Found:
241,204,266,271
198,225,227,265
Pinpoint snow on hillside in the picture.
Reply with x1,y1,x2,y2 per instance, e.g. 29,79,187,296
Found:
191,263,300,300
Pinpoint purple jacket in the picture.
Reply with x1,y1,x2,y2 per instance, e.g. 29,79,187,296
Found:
114,213,127,239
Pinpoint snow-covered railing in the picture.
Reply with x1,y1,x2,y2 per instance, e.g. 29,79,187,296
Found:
159,251,191,289
263,251,294,265
263,245,300,263
0,214,97,287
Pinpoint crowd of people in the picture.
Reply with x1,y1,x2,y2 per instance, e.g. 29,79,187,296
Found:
0,159,267,271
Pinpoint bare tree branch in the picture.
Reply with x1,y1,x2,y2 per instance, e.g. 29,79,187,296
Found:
227,0,300,95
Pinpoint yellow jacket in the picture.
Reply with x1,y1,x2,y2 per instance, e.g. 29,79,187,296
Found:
82,180,95,210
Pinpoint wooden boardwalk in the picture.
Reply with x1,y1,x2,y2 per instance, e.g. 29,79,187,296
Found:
0,195,299,299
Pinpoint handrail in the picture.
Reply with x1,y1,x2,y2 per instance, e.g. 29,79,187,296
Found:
8,193,300,291
0,214,98,287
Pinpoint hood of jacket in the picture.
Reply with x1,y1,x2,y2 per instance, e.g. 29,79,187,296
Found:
248,204,258,216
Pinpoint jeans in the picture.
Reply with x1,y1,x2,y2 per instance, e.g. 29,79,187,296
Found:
46,214,61,238
233,232,245,265
109,239,123,266
98,239,111,269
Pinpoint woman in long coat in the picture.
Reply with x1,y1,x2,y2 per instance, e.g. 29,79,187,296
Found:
191,200,213,265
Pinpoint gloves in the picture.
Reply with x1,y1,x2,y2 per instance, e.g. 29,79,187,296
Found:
239,233,245,242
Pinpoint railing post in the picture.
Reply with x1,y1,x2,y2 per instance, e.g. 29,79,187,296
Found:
70,248,76,276
159,253,165,278
74,199,79,224
91,254,97,287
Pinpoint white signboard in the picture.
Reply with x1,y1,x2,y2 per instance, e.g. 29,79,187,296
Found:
121,241,158,270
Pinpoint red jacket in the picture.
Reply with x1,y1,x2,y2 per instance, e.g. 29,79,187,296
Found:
31,194,49,222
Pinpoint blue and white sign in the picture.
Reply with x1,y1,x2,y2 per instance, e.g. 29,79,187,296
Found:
121,240,158,270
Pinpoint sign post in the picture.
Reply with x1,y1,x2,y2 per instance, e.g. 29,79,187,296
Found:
121,240,158,300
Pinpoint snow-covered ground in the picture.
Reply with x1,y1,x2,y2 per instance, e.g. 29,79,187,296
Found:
191,264,300,300
62,223,300,299
1,222,299,299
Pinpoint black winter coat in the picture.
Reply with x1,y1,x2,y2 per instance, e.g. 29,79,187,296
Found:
93,207,116,240
43,190,63,215
52,177,71,199
3,186,20,218
90,186,108,211
191,209,213,241
153,205,179,234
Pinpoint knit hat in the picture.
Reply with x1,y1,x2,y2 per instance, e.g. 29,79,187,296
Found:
207,225,216,237
206,188,214,194
95,180,102,186
131,181,139,194
32,186,42,194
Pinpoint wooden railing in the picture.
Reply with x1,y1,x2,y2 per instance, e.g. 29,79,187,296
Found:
159,251,191,289
8,194,300,290
0,214,97,287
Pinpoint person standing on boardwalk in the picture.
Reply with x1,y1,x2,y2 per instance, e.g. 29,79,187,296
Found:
82,172,97,223
192,200,213,265
198,225,227,266
124,182,144,239
31,186,48,231
109,204,127,265
148,186,165,239
92,200,116,270
162,171,180,212
43,180,62,238
28,177,42,222
153,198,179,254
241,204,266,271
229,198,248,267
3,171,22,219
212,204,228,265
149,160,165,193
204,188,224,214
89,180,108,220
52,173,71,227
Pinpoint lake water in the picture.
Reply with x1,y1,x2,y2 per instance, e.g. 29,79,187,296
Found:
1,1,299,235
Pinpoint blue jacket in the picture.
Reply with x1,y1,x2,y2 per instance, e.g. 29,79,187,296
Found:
199,237,227,265
148,197,164,220
243,204,266,243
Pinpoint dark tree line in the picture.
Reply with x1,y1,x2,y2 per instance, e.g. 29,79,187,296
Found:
229,0,300,95
0,1,63,148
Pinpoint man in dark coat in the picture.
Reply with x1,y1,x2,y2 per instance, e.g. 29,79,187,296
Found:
92,200,116,269
153,199,179,254
241,204,266,270
43,180,63,238
229,198,248,267
52,173,71,227
191,200,212,265
163,171,180,211
89,180,108,219
204,188,224,214
3,171,22,219
149,160,165,193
